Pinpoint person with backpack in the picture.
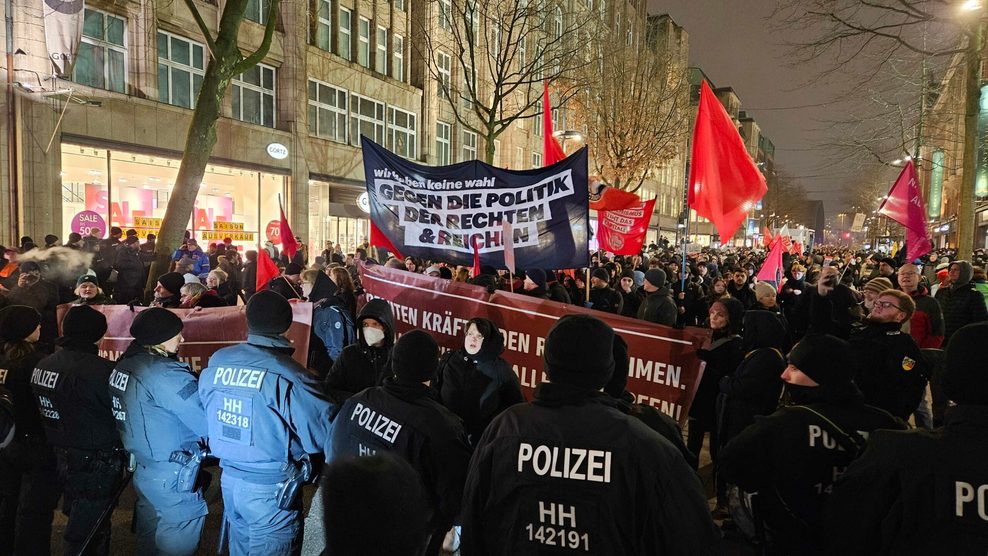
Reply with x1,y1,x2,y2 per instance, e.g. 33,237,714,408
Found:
305,269,356,378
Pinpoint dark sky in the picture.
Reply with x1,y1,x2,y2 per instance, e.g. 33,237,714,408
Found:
650,0,856,218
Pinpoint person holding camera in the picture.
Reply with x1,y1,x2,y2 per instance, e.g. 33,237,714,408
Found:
790,265,861,341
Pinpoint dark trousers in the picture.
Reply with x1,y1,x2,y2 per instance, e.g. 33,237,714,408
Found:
54,446,126,556
0,436,60,556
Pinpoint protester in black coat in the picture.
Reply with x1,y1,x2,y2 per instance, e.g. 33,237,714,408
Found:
617,271,642,318
435,318,524,445
324,298,395,403
112,237,146,304
791,265,861,340
242,251,258,302
588,268,623,314
935,260,988,342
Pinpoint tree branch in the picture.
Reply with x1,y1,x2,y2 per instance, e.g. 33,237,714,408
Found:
232,0,282,75
183,0,218,58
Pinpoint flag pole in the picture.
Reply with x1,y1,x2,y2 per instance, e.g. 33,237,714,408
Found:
585,268,591,305
508,271,514,293
681,161,691,291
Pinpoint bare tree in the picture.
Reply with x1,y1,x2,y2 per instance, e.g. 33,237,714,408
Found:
569,26,690,193
764,166,812,226
146,0,282,294
414,0,599,163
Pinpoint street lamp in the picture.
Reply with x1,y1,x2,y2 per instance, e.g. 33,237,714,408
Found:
553,130,584,154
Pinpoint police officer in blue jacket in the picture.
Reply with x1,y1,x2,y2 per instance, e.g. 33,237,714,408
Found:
109,308,208,555
199,290,336,555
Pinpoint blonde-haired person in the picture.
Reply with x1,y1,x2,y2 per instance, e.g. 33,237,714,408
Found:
453,267,470,283
207,268,236,306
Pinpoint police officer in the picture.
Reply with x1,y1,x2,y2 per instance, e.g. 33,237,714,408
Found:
30,305,125,555
0,385,13,449
0,305,57,555
825,322,988,553
329,329,471,555
461,315,720,555
109,308,208,555
719,334,906,555
199,290,335,555
848,288,929,420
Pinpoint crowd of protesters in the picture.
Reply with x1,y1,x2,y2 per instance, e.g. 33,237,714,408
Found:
1,228,987,554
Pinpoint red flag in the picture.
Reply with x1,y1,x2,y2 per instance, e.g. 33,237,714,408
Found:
792,241,803,256
542,82,567,166
472,236,481,278
278,196,299,260
370,221,403,260
756,238,784,283
589,177,640,211
256,248,280,291
597,199,656,255
688,81,767,241
762,226,773,248
878,160,932,262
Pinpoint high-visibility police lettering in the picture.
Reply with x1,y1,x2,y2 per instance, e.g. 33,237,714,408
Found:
539,501,577,527
30,368,59,389
955,481,988,521
0,368,8,384
517,443,612,483
108,369,129,392
212,367,267,390
808,425,870,450
349,402,402,444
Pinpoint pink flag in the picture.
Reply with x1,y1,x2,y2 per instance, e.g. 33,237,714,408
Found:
878,161,932,262
757,239,784,283
502,220,516,276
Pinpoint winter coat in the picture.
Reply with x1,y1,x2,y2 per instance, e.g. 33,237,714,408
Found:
692,333,744,428
848,321,929,420
907,285,944,348
637,286,678,327
791,284,860,340
935,261,988,342
546,282,571,304
588,285,623,315
619,288,641,318
113,246,146,304
323,298,395,403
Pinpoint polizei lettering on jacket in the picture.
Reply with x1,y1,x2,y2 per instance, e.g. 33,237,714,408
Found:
212,367,267,390
517,443,612,483
350,402,402,444
30,368,60,390
955,481,988,521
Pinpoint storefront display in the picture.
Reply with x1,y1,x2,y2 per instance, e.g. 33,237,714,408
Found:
308,179,369,255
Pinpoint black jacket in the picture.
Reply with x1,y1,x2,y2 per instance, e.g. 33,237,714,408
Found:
692,333,744,428
619,288,641,318
637,286,677,327
331,378,471,532
825,404,988,555
791,284,860,340
461,384,721,556
435,322,524,445
935,280,988,342
266,276,303,300
0,345,52,438
546,282,571,304
324,299,394,403
113,246,146,304
588,285,623,315
848,321,929,420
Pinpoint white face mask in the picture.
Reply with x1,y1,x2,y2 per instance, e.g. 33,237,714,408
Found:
363,326,386,347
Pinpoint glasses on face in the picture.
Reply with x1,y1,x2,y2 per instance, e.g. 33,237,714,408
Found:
873,300,903,311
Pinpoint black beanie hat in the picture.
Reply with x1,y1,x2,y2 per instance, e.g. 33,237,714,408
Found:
392,330,439,383
644,268,666,289
944,322,988,405
591,268,610,283
246,290,294,334
526,268,547,289
157,272,185,296
60,305,108,345
0,305,41,342
788,334,853,388
544,314,615,389
284,263,303,276
130,308,183,346
603,334,630,399
76,274,98,288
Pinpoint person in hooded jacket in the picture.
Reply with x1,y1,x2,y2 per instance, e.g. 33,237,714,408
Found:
435,317,524,446
324,298,395,403
617,270,641,318
934,260,988,343
719,334,906,556
637,268,677,326
520,269,549,299
544,271,572,304
0,306,57,555
717,310,786,449
461,315,721,555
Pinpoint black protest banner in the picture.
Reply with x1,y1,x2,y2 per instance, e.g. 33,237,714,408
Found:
361,137,590,269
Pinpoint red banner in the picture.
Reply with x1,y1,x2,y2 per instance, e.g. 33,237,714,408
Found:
56,303,313,372
359,264,709,425
597,199,655,255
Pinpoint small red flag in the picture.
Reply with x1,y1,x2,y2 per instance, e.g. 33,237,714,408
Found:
370,221,403,260
278,196,299,260
589,177,640,211
472,236,481,278
256,248,280,291
542,82,567,166
877,161,932,262
688,81,767,241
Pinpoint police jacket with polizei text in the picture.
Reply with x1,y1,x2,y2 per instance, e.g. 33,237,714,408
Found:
198,333,336,480
108,345,207,463
461,384,721,556
0,346,51,438
331,378,471,528
848,321,929,420
824,404,988,555
30,344,121,451
719,397,905,552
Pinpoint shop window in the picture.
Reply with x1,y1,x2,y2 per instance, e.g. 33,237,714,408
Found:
308,79,348,143
338,8,352,60
388,107,417,159
358,17,371,68
437,51,451,99
315,0,332,51
376,26,388,75
73,9,127,93
436,122,451,165
245,0,270,24
232,63,276,128
393,35,404,81
350,93,385,146
461,129,477,162
157,31,205,109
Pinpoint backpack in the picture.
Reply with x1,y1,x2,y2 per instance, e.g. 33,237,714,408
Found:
312,304,356,361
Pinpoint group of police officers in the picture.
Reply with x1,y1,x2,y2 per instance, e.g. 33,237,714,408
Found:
0,282,987,554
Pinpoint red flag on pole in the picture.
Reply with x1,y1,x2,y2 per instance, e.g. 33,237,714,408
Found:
762,226,773,248
877,160,932,262
597,199,656,255
256,248,280,291
756,238,784,283
278,196,299,261
370,221,403,260
542,82,567,166
688,81,767,241
472,236,482,278
589,177,640,211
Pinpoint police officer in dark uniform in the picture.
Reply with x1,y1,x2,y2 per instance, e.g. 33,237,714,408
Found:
30,305,125,555
0,305,57,555
0,385,13,449
330,330,471,555
825,321,988,553
720,334,906,556
109,308,208,555
199,290,335,555
461,315,720,555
